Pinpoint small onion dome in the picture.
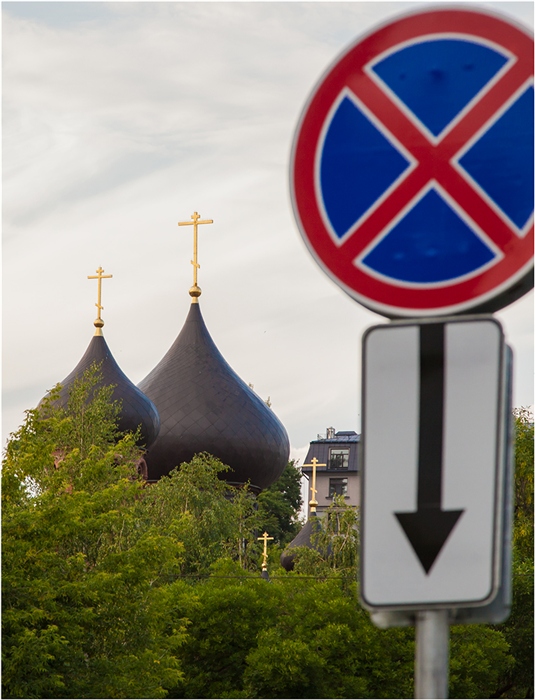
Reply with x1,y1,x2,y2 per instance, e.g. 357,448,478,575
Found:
137,302,290,491
280,515,322,572
50,334,160,449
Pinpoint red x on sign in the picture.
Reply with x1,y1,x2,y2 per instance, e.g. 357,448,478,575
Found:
291,7,533,317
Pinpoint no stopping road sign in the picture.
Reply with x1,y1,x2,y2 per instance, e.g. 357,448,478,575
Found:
290,7,533,317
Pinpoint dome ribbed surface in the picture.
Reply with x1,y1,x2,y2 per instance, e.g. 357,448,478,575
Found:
137,302,290,491
52,334,160,448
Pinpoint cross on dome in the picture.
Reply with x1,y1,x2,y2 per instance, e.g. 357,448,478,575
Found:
87,266,113,335
302,457,326,513
178,211,213,302
257,531,274,571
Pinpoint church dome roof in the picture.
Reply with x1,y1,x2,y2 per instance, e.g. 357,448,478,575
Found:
48,266,160,449
280,514,323,572
138,301,290,491
52,333,161,449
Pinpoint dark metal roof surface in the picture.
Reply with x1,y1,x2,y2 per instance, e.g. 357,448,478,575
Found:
311,432,360,444
280,515,322,571
138,302,290,490
302,439,360,473
51,334,161,448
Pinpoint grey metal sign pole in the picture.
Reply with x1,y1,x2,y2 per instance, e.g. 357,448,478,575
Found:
415,610,449,699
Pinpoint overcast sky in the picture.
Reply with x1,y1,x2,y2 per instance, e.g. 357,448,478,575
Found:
3,1,534,464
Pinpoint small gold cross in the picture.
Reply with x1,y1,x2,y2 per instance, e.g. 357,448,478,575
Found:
87,266,112,335
257,531,274,571
178,211,213,302
302,457,326,514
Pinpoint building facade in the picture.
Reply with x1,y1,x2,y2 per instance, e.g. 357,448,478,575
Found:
301,427,360,518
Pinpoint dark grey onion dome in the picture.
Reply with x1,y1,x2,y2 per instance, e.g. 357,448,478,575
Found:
50,334,160,448
137,302,290,491
280,514,322,572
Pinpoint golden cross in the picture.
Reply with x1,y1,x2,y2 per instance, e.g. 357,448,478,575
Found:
178,211,213,302
302,457,326,514
257,531,274,571
87,266,112,335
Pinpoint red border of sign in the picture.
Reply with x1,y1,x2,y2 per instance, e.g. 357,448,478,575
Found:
290,7,534,317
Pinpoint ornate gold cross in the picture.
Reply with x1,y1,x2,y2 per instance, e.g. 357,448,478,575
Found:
257,531,274,571
302,457,326,514
178,211,213,302
87,266,112,335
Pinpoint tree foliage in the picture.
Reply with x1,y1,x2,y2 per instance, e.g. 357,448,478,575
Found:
3,383,533,699
2,367,184,698
163,559,414,700
256,460,303,548
511,407,534,559
489,408,534,699
289,495,360,579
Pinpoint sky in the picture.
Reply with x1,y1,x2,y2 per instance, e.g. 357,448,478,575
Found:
3,1,534,465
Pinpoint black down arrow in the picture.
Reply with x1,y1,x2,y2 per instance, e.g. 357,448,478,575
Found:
395,323,464,575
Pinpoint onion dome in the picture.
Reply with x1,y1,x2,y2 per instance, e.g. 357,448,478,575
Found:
138,211,289,490
280,514,322,572
137,300,290,491
48,267,160,449
54,334,160,448
281,457,326,571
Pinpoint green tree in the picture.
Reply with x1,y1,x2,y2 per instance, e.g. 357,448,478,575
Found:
2,366,271,698
489,408,534,699
511,407,534,559
242,577,415,700
2,367,184,698
167,559,283,699
256,460,303,547
143,453,256,577
288,496,359,580
449,626,514,699
5,374,532,699
163,562,415,700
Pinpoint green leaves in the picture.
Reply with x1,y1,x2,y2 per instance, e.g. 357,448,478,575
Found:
168,572,414,699
2,461,185,698
512,407,534,558
491,408,534,698
144,453,258,577
450,626,514,699
3,380,533,699
2,366,181,698
256,460,303,548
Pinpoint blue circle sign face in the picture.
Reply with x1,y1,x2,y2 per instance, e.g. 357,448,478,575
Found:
291,8,533,318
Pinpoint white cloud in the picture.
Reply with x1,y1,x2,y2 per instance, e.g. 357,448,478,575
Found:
3,1,534,452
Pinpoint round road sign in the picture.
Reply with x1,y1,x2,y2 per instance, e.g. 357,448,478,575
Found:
290,7,533,318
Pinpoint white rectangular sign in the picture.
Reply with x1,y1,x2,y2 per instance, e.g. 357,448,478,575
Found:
360,316,506,610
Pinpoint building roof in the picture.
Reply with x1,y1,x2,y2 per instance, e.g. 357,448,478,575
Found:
50,333,161,449
138,301,290,491
302,429,361,474
310,430,360,444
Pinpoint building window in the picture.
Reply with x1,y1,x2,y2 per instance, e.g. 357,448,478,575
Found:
329,448,349,470
329,477,348,497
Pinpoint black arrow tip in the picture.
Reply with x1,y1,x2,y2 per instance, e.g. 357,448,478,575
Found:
395,508,464,574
